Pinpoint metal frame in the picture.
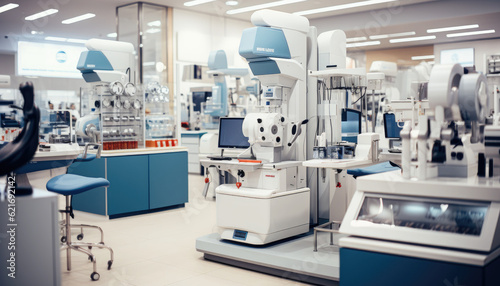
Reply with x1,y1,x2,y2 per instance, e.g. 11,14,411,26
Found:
313,220,342,252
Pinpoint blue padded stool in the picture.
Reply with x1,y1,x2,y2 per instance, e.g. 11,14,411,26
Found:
46,146,113,281
347,161,400,178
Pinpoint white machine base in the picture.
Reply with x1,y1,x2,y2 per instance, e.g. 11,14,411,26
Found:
216,186,310,245
196,232,341,285
219,223,310,245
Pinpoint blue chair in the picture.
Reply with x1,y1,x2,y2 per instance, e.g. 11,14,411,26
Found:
46,143,114,281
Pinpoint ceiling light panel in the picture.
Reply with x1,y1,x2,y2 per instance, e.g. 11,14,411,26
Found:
184,0,215,7
67,38,87,44
25,9,58,21
389,35,436,43
294,0,396,16
0,3,19,14
427,24,479,33
346,36,367,42
227,0,306,15
147,20,161,27
45,36,67,42
369,31,415,40
62,13,95,24
447,29,495,38
346,41,381,48
411,55,435,60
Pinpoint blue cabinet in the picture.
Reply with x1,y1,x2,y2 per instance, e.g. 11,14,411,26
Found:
70,151,188,217
69,158,107,215
107,155,149,215
149,152,188,209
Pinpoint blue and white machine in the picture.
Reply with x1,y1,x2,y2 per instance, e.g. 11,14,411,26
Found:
75,39,140,145
202,50,248,129
212,10,311,245
77,39,134,84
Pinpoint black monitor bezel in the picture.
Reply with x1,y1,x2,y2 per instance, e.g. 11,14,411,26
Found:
217,117,250,149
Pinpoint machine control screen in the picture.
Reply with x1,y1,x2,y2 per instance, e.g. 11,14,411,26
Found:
356,196,488,236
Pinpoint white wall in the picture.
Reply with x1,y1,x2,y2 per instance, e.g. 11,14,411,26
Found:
434,38,500,74
172,8,252,96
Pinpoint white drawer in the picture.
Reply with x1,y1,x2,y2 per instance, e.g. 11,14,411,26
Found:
182,136,200,144
188,154,200,163
188,162,201,173
185,144,199,154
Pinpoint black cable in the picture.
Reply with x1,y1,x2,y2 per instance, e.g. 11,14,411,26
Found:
125,67,131,83
328,88,333,144
352,86,367,105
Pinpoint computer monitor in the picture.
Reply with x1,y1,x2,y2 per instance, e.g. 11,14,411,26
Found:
192,91,211,112
218,117,250,149
384,113,403,139
341,109,361,143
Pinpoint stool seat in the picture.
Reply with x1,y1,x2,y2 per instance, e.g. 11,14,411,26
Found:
47,174,109,196
347,161,400,178
75,153,97,162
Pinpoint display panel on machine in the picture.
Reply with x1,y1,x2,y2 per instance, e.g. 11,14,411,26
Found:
356,195,488,236
341,108,361,143
383,113,403,139
218,117,250,149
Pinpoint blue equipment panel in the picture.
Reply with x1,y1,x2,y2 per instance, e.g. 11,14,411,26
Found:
239,27,291,60
340,247,500,286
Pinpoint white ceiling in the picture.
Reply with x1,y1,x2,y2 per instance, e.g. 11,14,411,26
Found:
0,0,499,54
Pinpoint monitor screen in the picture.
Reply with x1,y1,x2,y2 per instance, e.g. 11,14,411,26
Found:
192,91,211,112
218,117,250,149
384,113,403,139
440,48,474,67
341,109,361,143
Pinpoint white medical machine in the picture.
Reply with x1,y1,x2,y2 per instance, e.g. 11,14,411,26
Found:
339,64,500,286
202,50,248,129
396,64,490,180
76,39,142,149
206,10,312,245
339,171,500,286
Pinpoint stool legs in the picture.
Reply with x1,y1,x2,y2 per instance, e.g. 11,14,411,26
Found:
59,195,113,281
65,196,72,271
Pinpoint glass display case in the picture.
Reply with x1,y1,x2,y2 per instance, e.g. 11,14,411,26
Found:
0,88,21,143
87,82,145,150
340,171,500,252
144,82,176,147
357,195,488,236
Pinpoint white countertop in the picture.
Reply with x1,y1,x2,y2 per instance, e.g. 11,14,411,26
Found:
303,158,374,169
181,130,208,135
101,146,188,157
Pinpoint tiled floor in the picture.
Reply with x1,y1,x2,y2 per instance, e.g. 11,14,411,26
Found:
59,174,313,285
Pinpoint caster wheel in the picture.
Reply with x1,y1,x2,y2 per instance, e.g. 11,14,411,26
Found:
91,272,100,281
77,233,84,240
107,260,113,270
88,256,93,262
88,246,92,250
61,236,67,243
